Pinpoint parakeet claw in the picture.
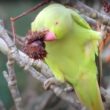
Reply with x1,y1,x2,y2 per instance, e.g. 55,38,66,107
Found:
43,77,61,90
64,86,74,93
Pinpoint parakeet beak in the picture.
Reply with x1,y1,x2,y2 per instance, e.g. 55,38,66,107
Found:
44,31,56,41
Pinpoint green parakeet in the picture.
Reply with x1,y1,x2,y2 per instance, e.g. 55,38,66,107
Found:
31,3,104,110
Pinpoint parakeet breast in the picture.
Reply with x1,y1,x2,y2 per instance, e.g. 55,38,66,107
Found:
45,32,97,84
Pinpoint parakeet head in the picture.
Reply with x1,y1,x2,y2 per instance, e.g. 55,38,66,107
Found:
24,3,74,60
31,3,73,41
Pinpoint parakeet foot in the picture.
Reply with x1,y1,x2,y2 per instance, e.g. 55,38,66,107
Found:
64,86,73,93
43,77,61,90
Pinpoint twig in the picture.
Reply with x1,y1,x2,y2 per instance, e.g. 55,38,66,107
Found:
6,29,25,47
3,51,23,110
0,101,6,110
101,86,110,110
73,1,110,26
33,60,53,78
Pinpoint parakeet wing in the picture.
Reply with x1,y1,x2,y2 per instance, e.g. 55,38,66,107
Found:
71,11,91,29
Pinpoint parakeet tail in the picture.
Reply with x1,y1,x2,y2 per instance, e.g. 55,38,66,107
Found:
73,77,104,110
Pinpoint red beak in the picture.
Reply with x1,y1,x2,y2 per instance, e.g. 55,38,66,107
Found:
44,31,56,41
